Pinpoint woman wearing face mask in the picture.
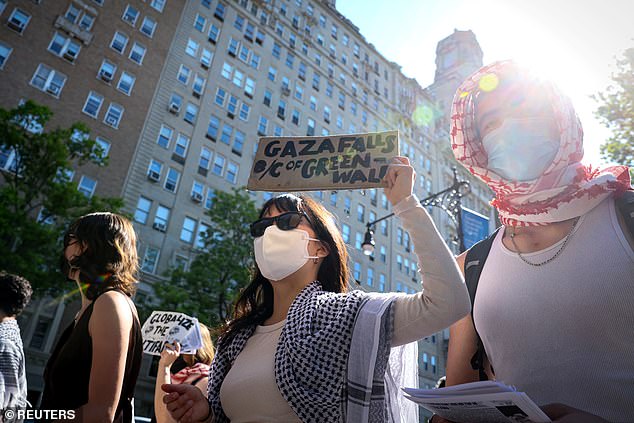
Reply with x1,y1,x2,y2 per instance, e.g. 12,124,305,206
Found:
161,157,471,423
41,212,143,422
436,61,633,423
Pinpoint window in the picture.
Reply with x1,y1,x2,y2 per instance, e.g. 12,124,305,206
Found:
174,133,189,158
285,52,294,69
199,147,212,170
220,123,232,145
294,85,303,101
397,227,403,245
214,87,226,107
201,48,213,68
185,38,199,58
228,37,239,56
157,125,173,149
380,219,387,236
239,103,250,121
233,130,245,155
208,24,220,44
129,42,146,64
355,232,362,250
323,106,331,123
267,66,277,82
194,14,206,32
98,60,117,83
226,161,238,184
65,4,81,23
232,69,244,87
309,96,317,111
277,100,286,119
342,224,350,243
353,262,361,282
140,16,157,37
147,159,163,181
212,154,225,176
291,109,300,126
30,64,66,98
306,118,315,136
326,82,333,98
214,3,225,20
164,167,180,192
134,196,152,224
397,254,402,271
193,74,205,97
104,103,124,128
221,62,233,79
191,180,204,202
111,32,129,54
272,42,281,59
239,44,250,62
204,188,216,209
263,90,272,107
207,114,220,140
94,137,111,158
117,71,135,95
82,91,104,118
245,77,255,98
154,205,170,228
431,356,437,374
357,204,365,222
367,268,374,286
7,8,30,34
78,175,97,197
233,15,244,31
48,33,81,62
380,245,386,263
379,274,386,292
122,5,139,26
423,353,429,371
141,246,160,273
0,42,11,69
257,116,268,135
273,125,283,136
184,103,198,124
179,217,197,243
195,222,210,249
151,0,166,12
177,64,191,84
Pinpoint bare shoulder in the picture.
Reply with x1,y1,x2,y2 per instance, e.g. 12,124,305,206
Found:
91,290,134,329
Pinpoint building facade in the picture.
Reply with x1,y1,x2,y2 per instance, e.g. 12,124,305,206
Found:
1,0,493,419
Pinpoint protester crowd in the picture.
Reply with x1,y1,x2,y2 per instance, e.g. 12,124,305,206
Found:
1,62,632,423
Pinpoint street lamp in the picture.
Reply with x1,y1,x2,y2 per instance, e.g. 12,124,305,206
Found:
362,167,471,255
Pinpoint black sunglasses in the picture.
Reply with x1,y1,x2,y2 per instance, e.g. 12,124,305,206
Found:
250,211,312,237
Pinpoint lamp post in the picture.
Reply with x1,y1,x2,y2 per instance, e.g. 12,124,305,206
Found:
362,167,471,255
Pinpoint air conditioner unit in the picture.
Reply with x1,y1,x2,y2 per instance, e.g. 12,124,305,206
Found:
147,170,160,182
46,85,61,96
105,115,118,126
63,50,77,62
123,14,136,24
191,192,203,203
152,221,167,232
200,61,210,70
168,102,180,114
99,70,113,83
281,87,291,96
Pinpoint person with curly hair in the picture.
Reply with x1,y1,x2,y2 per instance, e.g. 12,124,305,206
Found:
0,271,32,411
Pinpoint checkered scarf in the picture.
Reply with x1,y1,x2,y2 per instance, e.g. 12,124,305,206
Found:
450,60,631,226
207,281,407,422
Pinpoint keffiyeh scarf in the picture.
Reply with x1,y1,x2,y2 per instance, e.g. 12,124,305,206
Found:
207,281,415,423
450,60,630,226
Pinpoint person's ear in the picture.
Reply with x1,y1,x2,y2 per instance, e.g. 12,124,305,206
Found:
315,240,330,259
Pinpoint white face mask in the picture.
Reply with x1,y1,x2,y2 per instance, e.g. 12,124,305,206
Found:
254,225,320,281
482,117,560,181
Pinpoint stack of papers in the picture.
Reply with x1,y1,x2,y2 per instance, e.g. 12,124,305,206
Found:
403,381,551,423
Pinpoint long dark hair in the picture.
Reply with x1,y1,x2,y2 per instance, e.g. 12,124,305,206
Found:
219,194,349,343
61,212,139,300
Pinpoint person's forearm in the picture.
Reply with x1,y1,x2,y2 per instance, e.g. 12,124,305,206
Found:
391,195,471,345
154,364,177,423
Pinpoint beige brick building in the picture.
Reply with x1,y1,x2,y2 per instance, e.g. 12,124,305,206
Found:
1,0,493,418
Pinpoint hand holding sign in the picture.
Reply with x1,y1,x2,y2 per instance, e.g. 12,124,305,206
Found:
384,156,416,206
159,341,181,367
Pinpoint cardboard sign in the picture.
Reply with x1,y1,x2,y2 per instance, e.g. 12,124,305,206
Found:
141,311,203,356
247,130,399,191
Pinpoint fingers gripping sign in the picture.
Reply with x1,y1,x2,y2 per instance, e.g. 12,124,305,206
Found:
162,383,211,422
383,156,416,206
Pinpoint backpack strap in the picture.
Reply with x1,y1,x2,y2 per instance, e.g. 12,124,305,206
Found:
464,227,501,381
615,190,634,239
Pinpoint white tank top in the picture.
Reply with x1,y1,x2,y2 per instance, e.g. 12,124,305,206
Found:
474,197,634,421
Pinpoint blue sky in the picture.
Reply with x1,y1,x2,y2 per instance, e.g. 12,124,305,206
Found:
336,0,634,165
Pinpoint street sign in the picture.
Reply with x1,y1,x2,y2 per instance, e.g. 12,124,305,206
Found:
461,207,490,250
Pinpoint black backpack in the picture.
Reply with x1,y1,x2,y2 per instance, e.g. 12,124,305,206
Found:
464,191,634,380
